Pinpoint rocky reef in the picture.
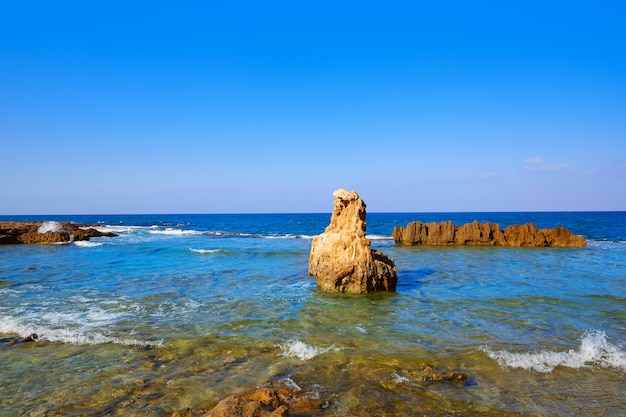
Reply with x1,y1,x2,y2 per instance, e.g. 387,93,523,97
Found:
308,189,397,293
393,220,586,247
171,365,469,417
0,221,117,245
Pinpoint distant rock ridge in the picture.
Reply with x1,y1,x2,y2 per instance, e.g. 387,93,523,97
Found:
0,221,117,245
393,220,586,247
309,189,397,293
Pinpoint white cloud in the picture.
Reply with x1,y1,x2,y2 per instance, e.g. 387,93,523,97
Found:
479,172,497,180
524,156,570,172
525,156,545,165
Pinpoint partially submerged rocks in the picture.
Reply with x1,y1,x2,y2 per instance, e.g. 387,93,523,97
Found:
203,387,289,417
309,189,397,293
0,221,117,245
393,220,586,247
171,386,322,417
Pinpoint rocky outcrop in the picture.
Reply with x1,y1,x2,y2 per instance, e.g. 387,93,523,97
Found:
0,221,117,245
204,388,289,417
171,385,324,417
308,189,397,293
393,221,585,247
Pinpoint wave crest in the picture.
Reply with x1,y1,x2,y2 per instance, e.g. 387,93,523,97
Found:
189,248,222,254
481,329,626,373
149,228,202,236
1,315,161,348
278,340,341,361
74,241,103,247
38,221,63,233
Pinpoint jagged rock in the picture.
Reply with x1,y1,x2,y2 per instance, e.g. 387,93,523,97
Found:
0,221,117,245
309,189,397,293
172,384,324,417
418,366,468,383
394,221,585,247
204,388,289,417
18,230,71,244
541,226,587,247
71,227,117,241
455,221,506,246
393,221,456,245
502,223,547,247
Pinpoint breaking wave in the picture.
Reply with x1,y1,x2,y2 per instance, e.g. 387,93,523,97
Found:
0,315,162,348
74,240,104,247
367,234,393,240
189,248,223,254
481,329,626,373
149,228,203,236
38,221,63,233
278,340,342,361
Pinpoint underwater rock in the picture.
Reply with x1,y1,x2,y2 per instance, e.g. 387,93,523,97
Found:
173,384,324,417
205,387,289,417
308,189,397,293
393,220,585,247
419,365,468,383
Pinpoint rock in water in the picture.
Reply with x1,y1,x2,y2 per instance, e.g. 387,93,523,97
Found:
308,189,397,293
393,220,586,247
205,388,289,417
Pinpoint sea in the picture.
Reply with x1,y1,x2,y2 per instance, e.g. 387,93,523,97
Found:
1,212,625,416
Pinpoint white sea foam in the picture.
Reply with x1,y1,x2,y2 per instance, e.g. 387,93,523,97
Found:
366,234,394,240
0,315,162,347
264,234,297,239
279,377,302,391
189,248,222,254
38,328,162,347
74,240,103,247
95,225,153,234
40,306,121,327
38,221,62,233
481,330,626,373
391,372,409,384
587,240,626,249
149,228,202,236
278,340,341,361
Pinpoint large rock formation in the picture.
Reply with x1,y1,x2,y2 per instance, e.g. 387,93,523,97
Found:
308,189,397,293
0,221,117,245
393,220,586,247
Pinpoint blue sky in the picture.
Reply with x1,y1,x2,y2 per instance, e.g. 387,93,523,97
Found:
1,1,625,214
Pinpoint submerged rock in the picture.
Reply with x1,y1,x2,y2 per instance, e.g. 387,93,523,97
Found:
393,220,586,247
204,388,289,417
308,189,397,293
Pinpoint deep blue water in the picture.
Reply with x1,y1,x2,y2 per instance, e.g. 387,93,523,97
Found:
1,212,625,416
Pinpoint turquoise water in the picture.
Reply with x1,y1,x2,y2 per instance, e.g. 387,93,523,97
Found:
1,212,625,416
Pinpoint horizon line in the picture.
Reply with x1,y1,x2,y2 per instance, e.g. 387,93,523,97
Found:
1,209,625,217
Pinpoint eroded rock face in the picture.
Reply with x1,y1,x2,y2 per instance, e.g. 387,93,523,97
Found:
393,220,586,247
308,189,397,293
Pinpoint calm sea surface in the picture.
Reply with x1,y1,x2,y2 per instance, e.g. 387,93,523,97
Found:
1,212,625,416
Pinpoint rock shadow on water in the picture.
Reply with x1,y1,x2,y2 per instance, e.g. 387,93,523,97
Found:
396,268,438,290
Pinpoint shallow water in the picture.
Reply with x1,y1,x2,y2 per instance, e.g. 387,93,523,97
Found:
1,212,625,416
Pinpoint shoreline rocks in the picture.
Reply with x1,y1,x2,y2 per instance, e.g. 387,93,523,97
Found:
393,220,586,247
308,189,397,293
0,221,117,245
